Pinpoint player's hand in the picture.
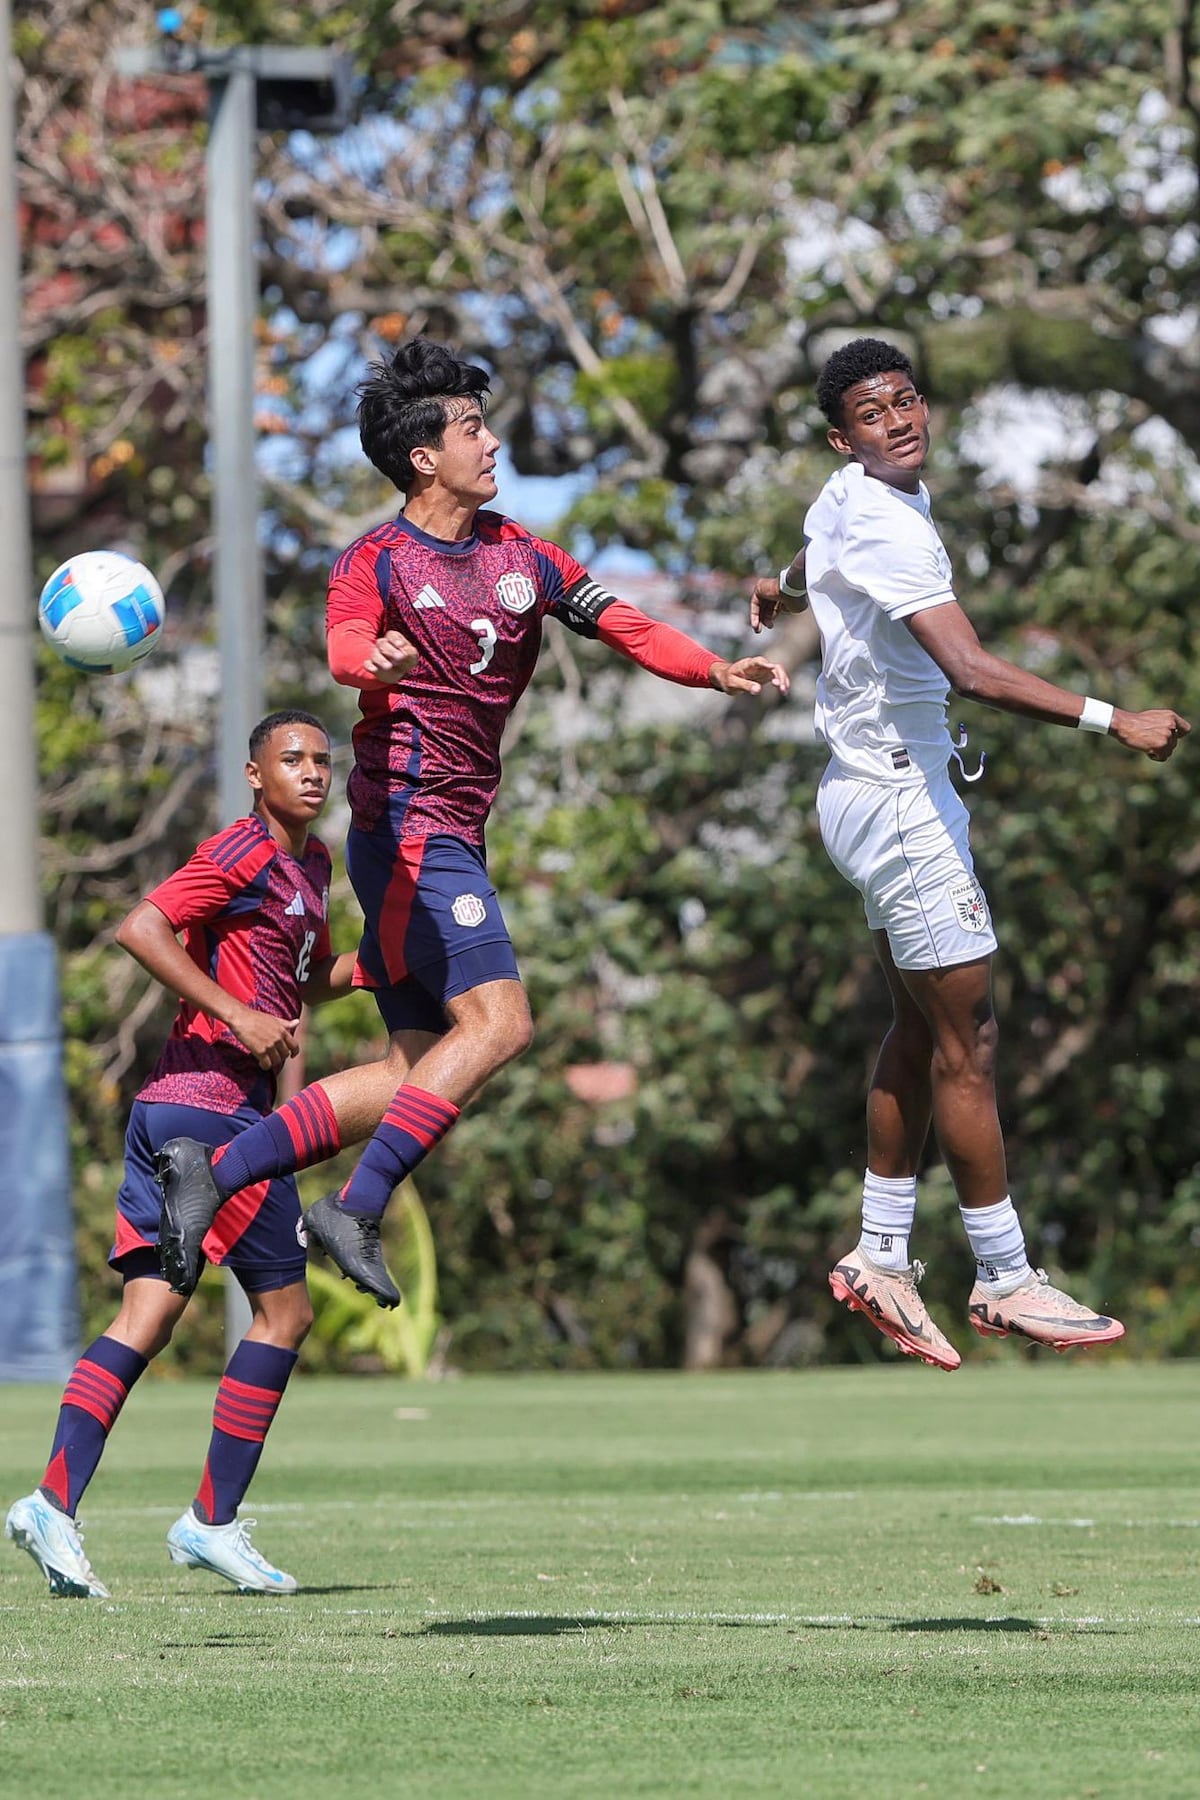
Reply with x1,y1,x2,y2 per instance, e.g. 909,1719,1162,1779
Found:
1111,708,1191,762
366,628,419,684
709,656,791,698
749,576,807,634
230,1007,302,1071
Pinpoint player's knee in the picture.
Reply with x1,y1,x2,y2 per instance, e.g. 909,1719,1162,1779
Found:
933,1014,998,1086
505,1004,534,1062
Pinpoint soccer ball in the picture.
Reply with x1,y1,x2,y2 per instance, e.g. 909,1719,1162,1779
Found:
38,550,166,674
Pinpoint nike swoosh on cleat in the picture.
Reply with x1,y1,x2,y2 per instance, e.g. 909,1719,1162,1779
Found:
892,1303,932,1342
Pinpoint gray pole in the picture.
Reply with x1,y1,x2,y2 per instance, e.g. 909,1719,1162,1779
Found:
207,68,261,1350
0,0,78,1378
208,66,263,829
0,0,40,938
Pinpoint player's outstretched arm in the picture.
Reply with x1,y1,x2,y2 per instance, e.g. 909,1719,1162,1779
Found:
907,602,1191,761
595,599,788,697
116,900,301,1072
749,549,807,633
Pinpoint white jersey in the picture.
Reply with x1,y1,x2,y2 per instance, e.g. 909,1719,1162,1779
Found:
804,461,956,784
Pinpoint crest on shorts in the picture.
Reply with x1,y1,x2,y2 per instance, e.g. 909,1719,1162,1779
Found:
452,893,487,928
495,571,538,614
948,877,989,933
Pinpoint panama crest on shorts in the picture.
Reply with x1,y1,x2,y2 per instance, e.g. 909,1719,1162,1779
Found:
948,876,989,933
451,893,487,928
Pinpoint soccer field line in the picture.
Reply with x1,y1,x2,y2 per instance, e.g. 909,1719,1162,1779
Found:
974,1514,1200,1530
85,1489,864,1523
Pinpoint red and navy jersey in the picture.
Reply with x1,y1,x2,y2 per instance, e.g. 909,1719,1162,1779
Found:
136,814,333,1116
327,511,617,841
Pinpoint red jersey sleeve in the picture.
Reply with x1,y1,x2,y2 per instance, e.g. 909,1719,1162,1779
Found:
596,598,718,687
145,831,274,931
523,528,718,680
327,540,392,691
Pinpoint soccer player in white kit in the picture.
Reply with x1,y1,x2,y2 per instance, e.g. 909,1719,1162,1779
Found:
751,338,1189,1370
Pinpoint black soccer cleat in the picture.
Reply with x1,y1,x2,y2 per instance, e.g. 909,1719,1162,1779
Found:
155,1137,221,1296
303,1194,401,1310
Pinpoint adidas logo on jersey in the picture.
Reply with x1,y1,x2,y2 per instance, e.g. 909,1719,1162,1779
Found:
414,584,445,611
284,892,306,917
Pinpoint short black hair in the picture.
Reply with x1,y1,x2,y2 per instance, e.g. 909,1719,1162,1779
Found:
357,335,491,494
815,338,917,427
248,709,328,761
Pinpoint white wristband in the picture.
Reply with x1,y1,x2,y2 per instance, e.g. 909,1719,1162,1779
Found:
1078,696,1114,734
778,565,804,598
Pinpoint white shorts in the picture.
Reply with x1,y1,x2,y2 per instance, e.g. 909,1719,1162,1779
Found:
816,762,998,970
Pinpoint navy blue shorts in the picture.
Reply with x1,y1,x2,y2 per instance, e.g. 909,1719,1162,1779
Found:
112,1100,307,1294
347,827,521,1035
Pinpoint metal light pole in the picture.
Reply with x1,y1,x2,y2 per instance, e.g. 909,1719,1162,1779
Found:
0,0,78,1378
115,36,351,1349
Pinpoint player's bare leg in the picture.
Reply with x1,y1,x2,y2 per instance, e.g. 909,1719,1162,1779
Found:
306,979,533,1306
900,955,1123,1349
829,934,961,1371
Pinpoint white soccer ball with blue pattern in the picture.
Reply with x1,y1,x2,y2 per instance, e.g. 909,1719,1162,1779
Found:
38,550,166,674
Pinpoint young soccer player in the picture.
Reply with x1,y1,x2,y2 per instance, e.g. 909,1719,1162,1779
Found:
156,335,789,1308
5,711,353,1596
750,337,1189,1369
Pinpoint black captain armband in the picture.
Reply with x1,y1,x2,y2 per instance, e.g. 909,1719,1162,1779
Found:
554,576,618,639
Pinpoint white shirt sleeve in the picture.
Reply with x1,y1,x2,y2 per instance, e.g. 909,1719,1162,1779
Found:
839,512,956,622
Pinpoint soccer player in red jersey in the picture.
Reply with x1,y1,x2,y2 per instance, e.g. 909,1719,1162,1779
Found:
5,712,354,1597
157,336,789,1306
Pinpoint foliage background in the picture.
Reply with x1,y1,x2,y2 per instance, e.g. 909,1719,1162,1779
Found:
19,0,1200,1369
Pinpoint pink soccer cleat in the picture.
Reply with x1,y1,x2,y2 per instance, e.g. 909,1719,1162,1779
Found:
829,1244,961,1372
967,1269,1125,1351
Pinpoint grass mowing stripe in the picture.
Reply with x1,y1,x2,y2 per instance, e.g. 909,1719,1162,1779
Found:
2,1363,1199,1799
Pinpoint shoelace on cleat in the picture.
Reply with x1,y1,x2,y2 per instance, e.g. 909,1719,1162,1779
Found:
229,1519,278,1575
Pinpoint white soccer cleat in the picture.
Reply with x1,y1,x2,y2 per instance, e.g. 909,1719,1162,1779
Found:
166,1507,298,1594
5,1491,111,1599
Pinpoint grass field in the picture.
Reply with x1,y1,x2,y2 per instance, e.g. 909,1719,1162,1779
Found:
2,1362,1198,1799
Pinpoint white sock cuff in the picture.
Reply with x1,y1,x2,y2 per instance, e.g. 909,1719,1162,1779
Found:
862,1171,917,1235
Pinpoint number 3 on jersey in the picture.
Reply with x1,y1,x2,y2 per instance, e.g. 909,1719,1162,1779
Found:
469,617,497,675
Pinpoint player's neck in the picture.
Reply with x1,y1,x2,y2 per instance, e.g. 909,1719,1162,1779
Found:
255,805,309,860
402,489,478,542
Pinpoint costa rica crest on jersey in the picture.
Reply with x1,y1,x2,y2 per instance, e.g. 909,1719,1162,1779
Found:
452,893,488,928
495,571,538,614
948,877,988,933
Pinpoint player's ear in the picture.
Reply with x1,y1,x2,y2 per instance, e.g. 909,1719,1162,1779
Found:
245,758,263,794
827,424,852,457
409,442,438,477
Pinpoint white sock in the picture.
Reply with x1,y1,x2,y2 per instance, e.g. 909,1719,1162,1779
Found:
960,1197,1033,1295
860,1171,917,1271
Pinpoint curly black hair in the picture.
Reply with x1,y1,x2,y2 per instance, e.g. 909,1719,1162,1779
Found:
357,336,491,493
815,338,917,427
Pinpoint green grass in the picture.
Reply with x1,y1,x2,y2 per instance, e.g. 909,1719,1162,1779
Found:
2,1363,1199,1799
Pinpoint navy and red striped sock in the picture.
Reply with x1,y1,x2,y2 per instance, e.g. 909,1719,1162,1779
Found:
337,1084,459,1220
210,1083,342,1199
192,1340,298,1526
39,1335,149,1516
